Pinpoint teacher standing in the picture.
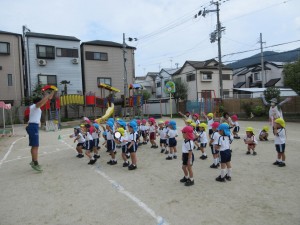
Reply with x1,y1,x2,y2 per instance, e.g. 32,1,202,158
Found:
26,90,55,172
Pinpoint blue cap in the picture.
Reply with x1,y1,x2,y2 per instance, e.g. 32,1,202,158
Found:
107,118,114,124
169,120,177,130
93,123,99,129
128,120,138,132
106,121,114,129
217,123,231,136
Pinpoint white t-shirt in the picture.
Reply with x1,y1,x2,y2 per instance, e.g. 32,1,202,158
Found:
106,130,114,140
28,104,42,124
199,131,208,144
92,130,99,139
120,135,128,146
182,140,194,153
232,121,239,127
207,118,214,130
85,132,93,141
168,129,177,138
77,133,85,143
129,132,138,143
149,125,156,133
274,128,286,144
217,135,232,151
140,125,148,131
244,135,257,144
158,128,167,139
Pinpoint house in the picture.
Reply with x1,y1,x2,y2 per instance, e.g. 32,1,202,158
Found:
172,59,233,99
233,61,285,89
135,72,158,98
155,68,180,98
0,30,24,106
80,40,136,97
24,32,82,96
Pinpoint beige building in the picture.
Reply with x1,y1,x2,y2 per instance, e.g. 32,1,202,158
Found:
172,59,233,99
0,31,24,106
80,40,136,98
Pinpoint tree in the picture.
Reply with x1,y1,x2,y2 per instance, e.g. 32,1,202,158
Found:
263,87,281,102
172,79,188,110
142,90,151,102
283,59,300,95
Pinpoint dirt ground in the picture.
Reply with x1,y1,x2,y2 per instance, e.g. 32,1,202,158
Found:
0,119,299,225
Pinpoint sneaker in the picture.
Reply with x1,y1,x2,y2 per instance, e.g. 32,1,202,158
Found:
142,142,147,145
252,152,257,156
30,162,43,172
278,162,286,167
210,164,218,168
225,174,232,181
185,179,194,186
273,161,280,165
165,150,169,155
123,162,130,167
200,155,207,160
128,164,137,170
217,163,220,167
107,160,113,165
110,160,117,165
173,155,177,159
246,151,251,155
76,154,84,158
166,156,173,160
88,158,97,165
150,145,154,148
160,149,165,153
94,155,100,159
154,145,159,149
197,147,201,150
180,176,188,183
215,175,226,182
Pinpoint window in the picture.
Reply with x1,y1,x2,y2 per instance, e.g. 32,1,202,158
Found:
36,45,55,59
0,42,10,54
253,72,261,81
223,89,230,97
186,73,195,82
7,74,12,86
201,73,212,81
56,48,79,57
97,77,111,86
86,51,108,61
156,82,161,88
38,74,57,86
223,74,231,80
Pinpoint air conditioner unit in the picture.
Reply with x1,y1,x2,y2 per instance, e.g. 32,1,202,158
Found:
72,58,79,64
38,59,47,66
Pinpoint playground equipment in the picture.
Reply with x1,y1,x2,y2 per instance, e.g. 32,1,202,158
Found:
127,84,144,119
164,81,176,118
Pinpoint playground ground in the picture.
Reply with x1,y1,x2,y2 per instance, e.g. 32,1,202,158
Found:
0,119,299,225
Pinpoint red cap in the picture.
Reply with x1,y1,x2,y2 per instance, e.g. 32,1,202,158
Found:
211,122,220,128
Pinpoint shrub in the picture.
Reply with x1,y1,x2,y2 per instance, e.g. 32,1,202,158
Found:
252,105,265,117
241,102,253,117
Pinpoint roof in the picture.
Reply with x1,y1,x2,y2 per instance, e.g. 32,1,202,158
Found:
234,82,246,88
135,76,146,80
233,88,293,93
26,32,80,41
0,30,22,37
265,78,281,87
161,68,181,75
82,40,136,49
146,72,159,80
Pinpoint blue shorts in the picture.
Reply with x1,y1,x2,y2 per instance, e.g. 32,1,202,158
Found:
275,144,285,153
220,149,231,163
77,142,84,147
160,139,167,144
107,140,115,151
233,126,240,133
85,140,93,151
201,143,207,148
127,142,137,153
93,138,99,147
168,137,177,147
182,152,194,166
122,145,128,153
210,145,219,155
26,123,39,147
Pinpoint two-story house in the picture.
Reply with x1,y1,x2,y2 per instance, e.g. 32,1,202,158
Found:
233,61,285,88
155,68,180,98
0,30,24,106
80,40,136,97
134,72,158,98
25,32,82,96
172,59,233,99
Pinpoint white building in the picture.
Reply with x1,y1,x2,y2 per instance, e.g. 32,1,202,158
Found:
155,68,180,98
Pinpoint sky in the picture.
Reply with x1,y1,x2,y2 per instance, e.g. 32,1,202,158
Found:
1,0,300,76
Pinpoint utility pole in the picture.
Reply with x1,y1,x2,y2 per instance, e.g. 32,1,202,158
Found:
260,33,265,88
123,33,128,117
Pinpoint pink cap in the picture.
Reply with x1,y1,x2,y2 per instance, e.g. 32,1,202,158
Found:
181,126,194,140
231,114,238,121
193,113,199,119
211,122,220,128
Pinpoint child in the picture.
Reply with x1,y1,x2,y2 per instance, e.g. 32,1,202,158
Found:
166,120,178,160
83,124,97,165
127,121,139,170
273,118,287,167
198,123,208,160
140,119,148,144
220,112,233,127
157,121,167,153
91,123,101,159
180,126,195,186
191,123,200,150
192,113,200,131
244,127,257,155
106,121,117,165
215,123,233,182
114,127,130,167
259,126,269,141
179,111,192,120
164,120,170,155
202,112,214,136
148,118,158,148
209,122,220,168
185,119,193,126
70,126,85,158
136,120,142,146
231,115,240,139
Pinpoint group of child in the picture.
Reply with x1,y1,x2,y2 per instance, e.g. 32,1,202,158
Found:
69,110,287,186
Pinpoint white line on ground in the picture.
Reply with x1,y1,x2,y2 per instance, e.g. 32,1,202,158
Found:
95,167,169,225
0,136,26,169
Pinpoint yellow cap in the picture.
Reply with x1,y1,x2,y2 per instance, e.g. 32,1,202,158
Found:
245,127,254,133
158,120,164,125
262,126,269,132
185,119,192,124
80,124,85,127
199,123,207,130
274,118,285,128
117,127,125,136
190,122,196,128
207,113,214,118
